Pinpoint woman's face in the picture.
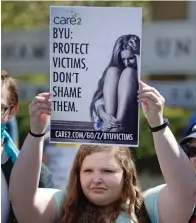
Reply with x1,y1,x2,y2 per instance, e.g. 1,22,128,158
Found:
1,84,11,124
121,49,134,68
80,151,124,206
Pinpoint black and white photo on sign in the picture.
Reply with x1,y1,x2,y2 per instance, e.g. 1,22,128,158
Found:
50,6,142,146
90,34,140,133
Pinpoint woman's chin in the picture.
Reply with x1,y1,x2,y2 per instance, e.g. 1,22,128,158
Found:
88,196,112,206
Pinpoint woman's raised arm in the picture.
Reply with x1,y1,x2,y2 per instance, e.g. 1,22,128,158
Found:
138,81,196,223
9,93,59,223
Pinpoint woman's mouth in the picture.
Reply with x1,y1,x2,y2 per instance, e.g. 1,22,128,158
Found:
90,187,107,193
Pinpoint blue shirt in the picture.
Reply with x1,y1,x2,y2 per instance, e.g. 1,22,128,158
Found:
143,184,165,223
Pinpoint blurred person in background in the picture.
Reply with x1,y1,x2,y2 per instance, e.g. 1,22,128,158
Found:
183,113,196,138
1,70,54,223
43,129,78,190
180,122,196,223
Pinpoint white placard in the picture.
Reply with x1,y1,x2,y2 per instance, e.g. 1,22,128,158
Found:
50,6,142,146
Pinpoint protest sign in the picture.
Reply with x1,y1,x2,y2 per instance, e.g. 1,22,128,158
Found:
50,6,142,146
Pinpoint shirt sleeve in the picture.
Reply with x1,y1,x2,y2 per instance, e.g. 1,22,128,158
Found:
143,184,165,223
53,190,66,222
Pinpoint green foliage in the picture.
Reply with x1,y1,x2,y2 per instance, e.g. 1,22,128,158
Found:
2,1,150,30
137,107,191,158
16,101,30,148
16,74,49,85
133,107,191,174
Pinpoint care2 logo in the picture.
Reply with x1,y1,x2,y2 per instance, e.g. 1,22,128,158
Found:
53,11,82,25
71,12,82,25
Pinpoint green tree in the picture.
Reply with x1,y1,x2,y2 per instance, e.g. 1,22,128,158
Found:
2,1,151,30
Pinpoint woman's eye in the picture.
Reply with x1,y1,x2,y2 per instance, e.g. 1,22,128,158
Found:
84,169,92,173
103,170,114,173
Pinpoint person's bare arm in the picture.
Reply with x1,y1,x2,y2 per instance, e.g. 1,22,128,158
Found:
153,128,195,223
9,93,58,223
138,82,196,223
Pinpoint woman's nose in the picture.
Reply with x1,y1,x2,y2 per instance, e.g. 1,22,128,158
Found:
91,172,103,183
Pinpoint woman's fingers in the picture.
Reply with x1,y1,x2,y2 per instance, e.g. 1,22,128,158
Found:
30,102,51,111
139,80,163,97
34,109,51,116
137,91,160,104
139,81,165,127
28,93,51,134
29,102,51,116
139,88,162,99
30,106,51,116
139,80,148,88
29,93,51,113
138,81,165,106
138,98,150,109
138,87,161,98
30,95,50,106
37,92,51,98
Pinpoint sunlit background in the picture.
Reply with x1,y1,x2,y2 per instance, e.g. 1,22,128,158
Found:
2,1,196,191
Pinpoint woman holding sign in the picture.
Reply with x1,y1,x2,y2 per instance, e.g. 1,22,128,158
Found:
90,34,140,133
9,81,196,223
